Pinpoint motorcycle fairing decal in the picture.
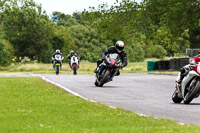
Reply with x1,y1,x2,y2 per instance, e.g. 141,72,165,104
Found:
194,58,200,63
72,63,77,67
111,60,116,65
99,64,104,71
194,65,200,75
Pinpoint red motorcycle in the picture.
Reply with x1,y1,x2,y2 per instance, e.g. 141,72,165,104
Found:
95,54,121,87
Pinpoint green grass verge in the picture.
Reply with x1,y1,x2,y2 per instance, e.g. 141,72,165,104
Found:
0,77,199,132
0,61,148,74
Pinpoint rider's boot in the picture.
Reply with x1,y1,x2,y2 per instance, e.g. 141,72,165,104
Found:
175,72,184,92
115,70,120,76
94,67,99,73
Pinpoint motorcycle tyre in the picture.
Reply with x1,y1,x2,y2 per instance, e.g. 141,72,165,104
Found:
94,80,99,87
73,65,77,75
184,80,200,104
172,90,183,103
99,70,110,87
56,65,59,75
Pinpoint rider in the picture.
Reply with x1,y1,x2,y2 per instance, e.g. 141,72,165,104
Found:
52,49,64,69
176,51,200,86
94,40,127,75
67,50,80,68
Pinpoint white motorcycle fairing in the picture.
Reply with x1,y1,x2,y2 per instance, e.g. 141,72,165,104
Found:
70,56,79,68
181,71,199,96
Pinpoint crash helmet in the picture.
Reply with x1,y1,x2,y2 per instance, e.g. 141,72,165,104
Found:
55,49,60,54
70,50,75,56
115,40,125,53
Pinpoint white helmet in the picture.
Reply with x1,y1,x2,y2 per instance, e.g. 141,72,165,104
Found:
55,49,60,54
115,41,125,53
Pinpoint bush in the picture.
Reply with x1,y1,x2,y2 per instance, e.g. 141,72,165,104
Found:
145,45,167,58
0,39,14,66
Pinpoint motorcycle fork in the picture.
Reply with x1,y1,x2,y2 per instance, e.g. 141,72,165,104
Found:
188,77,197,91
176,82,184,98
99,65,105,75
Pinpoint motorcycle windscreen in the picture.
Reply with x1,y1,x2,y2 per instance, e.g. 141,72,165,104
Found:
108,54,120,62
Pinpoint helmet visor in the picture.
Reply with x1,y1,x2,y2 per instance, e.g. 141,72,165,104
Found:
116,45,124,51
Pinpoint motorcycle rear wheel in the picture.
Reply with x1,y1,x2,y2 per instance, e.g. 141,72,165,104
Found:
99,70,110,87
184,79,200,104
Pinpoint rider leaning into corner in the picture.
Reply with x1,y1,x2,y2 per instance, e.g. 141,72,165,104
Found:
52,49,64,69
176,51,200,87
94,40,128,75
67,50,80,68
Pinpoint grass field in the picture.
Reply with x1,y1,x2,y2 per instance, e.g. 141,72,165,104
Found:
0,59,177,74
0,77,200,132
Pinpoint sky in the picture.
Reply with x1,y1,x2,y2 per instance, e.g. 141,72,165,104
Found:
34,0,142,15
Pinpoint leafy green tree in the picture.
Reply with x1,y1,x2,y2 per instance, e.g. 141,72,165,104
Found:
0,38,14,66
51,25,76,58
1,0,54,62
69,24,112,62
143,0,200,48
51,11,79,27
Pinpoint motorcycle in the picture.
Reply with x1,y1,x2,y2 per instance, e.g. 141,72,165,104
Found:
172,58,200,104
53,54,62,75
70,55,79,75
95,53,121,87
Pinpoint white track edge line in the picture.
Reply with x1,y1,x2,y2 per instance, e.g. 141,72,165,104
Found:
35,74,117,109
34,74,185,125
36,75,88,100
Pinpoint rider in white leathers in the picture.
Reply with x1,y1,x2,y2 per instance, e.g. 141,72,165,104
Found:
52,49,64,69
176,53,200,86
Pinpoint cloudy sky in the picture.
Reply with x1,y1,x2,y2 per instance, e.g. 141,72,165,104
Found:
34,0,142,15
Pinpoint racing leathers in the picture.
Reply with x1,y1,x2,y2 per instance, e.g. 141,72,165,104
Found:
52,52,64,69
67,53,80,68
176,54,200,85
95,46,128,75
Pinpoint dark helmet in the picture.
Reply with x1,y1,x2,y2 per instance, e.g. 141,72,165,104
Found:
70,50,75,56
55,49,60,54
115,41,125,53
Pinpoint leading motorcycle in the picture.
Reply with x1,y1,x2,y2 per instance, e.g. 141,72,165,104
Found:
53,54,62,75
95,53,121,87
172,58,200,104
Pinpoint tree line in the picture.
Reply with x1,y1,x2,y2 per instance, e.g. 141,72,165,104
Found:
0,0,199,66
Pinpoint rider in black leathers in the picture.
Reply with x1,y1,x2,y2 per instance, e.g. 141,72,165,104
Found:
94,40,127,75
67,50,80,68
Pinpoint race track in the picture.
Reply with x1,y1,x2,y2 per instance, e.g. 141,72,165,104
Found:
40,74,200,125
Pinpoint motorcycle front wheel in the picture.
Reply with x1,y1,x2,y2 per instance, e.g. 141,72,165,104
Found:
172,89,183,103
56,65,59,75
99,70,110,87
184,79,200,104
94,80,99,87
73,65,77,75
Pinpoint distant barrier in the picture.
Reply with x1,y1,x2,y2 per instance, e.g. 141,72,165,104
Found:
147,58,189,71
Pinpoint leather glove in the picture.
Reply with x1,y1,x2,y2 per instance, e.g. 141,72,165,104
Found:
189,58,195,65
102,56,106,60
119,65,123,69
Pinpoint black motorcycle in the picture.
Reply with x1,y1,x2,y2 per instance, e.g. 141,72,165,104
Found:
95,54,121,87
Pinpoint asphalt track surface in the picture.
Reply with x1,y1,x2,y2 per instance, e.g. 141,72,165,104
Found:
1,73,200,125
